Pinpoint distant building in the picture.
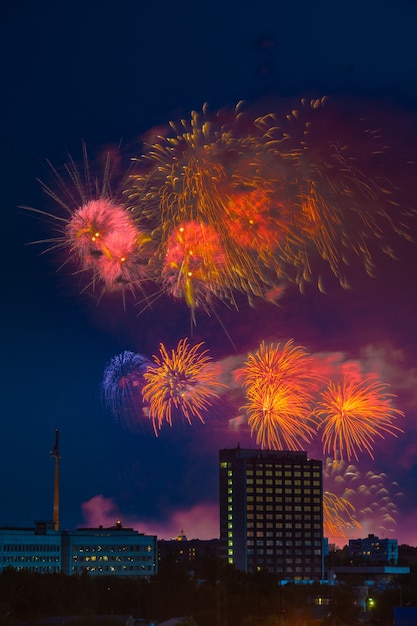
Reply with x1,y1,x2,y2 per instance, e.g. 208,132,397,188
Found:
348,534,398,565
0,432,158,578
62,521,157,577
0,520,157,578
0,521,61,573
219,447,324,580
158,531,220,564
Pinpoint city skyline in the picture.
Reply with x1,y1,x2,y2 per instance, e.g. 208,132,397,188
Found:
2,0,417,548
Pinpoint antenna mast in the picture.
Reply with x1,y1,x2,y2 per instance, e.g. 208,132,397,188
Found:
51,429,60,531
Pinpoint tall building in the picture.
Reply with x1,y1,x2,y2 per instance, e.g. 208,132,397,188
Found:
219,447,323,580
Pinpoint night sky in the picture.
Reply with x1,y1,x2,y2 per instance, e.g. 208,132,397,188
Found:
2,0,417,547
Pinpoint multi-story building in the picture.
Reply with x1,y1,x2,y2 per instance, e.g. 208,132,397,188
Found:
219,447,323,580
0,521,61,573
158,530,220,565
348,534,398,565
61,521,157,576
0,520,157,578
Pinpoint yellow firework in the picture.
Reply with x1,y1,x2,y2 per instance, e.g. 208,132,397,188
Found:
142,338,223,435
241,340,320,449
125,104,298,310
323,455,403,541
316,377,404,461
323,491,361,539
241,339,320,391
243,384,317,450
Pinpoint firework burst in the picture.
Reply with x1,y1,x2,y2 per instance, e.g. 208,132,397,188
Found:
240,340,320,450
142,338,224,435
160,221,230,315
265,97,414,291
126,104,296,311
102,351,150,430
323,490,360,539
315,376,404,461
323,456,403,543
26,144,153,299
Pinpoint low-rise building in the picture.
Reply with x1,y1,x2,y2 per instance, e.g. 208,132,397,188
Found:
0,520,157,578
0,521,61,573
62,522,157,577
348,534,398,564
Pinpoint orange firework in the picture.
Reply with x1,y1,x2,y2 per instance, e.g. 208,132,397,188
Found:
142,338,223,435
323,456,402,543
243,384,317,450
316,377,404,461
241,340,320,450
126,104,296,309
257,97,414,292
241,339,320,391
323,491,360,539
160,221,231,316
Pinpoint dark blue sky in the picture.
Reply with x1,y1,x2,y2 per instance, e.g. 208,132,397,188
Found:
2,0,417,544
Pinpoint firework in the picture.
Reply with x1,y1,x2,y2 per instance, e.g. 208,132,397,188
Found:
241,339,320,391
240,340,320,450
27,144,153,299
142,338,224,435
243,384,317,450
264,97,414,291
160,221,230,315
126,104,295,311
28,99,413,316
315,376,404,461
102,351,150,430
323,490,360,539
323,456,403,542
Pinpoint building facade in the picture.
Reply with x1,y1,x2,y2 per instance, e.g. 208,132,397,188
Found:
158,531,220,565
62,522,158,576
348,534,398,565
0,522,61,573
0,521,157,578
219,447,323,580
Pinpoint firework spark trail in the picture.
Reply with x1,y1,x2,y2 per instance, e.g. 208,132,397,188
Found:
323,491,361,539
323,456,403,542
244,384,317,450
126,104,293,313
266,97,414,290
102,351,150,430
160,221,231,316
240,340,321,450
142,338,225,435
28,99,414,315
315,376,404,461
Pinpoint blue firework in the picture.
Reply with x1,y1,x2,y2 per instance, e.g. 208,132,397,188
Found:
102,351,150,430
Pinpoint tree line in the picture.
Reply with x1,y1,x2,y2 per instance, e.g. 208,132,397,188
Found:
0,551,416,626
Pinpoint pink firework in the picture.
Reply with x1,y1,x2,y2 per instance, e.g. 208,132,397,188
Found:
26,144,153,299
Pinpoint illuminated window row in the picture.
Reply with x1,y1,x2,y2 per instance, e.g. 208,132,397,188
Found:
1,544,60,552
2,555,60,563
